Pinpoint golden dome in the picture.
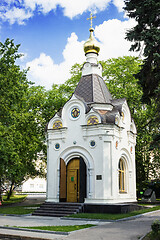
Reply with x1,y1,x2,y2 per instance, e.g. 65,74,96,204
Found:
84,27,100,55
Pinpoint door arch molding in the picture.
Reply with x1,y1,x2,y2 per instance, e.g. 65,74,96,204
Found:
59,146,94,170
58,146,95,201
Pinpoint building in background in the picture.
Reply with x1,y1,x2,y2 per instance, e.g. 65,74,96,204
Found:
21,177,46,193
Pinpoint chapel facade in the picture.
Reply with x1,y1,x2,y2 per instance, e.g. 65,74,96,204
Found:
46,25,137,204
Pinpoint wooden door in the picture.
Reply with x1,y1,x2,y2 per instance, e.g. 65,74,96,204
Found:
67,159,80,202
59,158,66,202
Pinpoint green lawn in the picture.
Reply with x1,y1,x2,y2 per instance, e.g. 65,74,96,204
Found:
68,205,160,220
1,195,160,220
2,195,27,205
0,205,40,215
17,224,95,232
1,204,160,217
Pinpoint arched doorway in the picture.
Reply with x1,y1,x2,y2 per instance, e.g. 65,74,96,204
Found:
59,157,86,203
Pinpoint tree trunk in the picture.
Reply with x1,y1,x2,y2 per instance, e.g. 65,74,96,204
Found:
7,182,14,200
0,179,2,202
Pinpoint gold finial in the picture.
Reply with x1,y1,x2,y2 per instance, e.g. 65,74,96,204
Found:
84,12,100,55
87,12,96,28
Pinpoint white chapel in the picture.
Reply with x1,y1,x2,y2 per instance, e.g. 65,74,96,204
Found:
46,23,137,205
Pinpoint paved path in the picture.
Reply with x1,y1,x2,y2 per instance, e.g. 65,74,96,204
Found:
0,214,102,227
65,211,160,240
0,195,160,239
13,193,46,206
0,211,160,240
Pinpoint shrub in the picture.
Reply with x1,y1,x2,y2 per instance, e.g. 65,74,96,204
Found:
151,220,160,233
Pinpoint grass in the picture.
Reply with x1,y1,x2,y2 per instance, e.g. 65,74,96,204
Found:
143,231,160,240
68,205,160,220
1,204,160,217
2,194,27,205
0,205,40,215
1,195,160,219
16,224,95,232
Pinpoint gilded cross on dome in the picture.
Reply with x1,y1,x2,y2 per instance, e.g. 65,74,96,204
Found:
87,12,96,28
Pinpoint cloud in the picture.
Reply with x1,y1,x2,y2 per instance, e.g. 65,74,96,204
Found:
1,0,124,24
0,6,33,25
60,0,111,19
26,33,85,89
95,18,137,59
112,0,125,12
26,18,139,89
23,0,111,18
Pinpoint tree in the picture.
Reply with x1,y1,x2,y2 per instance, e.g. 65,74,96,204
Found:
124,0,160,101
42,63,82,124
101,56,159,185
0,39,46,199
124,0,160,148
101,56,142,115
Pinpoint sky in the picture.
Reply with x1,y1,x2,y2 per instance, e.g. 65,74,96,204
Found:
0,0,139,89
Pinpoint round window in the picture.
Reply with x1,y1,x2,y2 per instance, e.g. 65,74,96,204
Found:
90,140,96,148
71,107,80,119
55,143,60,150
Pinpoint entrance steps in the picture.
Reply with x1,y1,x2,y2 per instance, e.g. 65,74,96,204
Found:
32,202,84,217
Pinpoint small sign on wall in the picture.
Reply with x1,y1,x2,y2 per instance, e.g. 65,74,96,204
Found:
96,175,102,180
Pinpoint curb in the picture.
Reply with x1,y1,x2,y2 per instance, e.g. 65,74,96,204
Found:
0,233,51,240
62,217,114,222
0,214,32,217
139,232,149,240
62,209,160,223
0,226,69,236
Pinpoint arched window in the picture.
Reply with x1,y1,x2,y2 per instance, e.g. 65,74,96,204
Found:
53,120,62,129
119,158,126,193
87,116,99,125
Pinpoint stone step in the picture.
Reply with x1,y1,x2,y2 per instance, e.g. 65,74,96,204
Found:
40,205,81,209
37,208,79,213
44,202,82,207
32,202,84,217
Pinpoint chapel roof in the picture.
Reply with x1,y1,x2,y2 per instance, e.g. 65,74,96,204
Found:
91,107,119,125
74,74,112,104
111,98,126,115
46,19,131,129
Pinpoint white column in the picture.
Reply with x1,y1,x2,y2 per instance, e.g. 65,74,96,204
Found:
88,168,94,198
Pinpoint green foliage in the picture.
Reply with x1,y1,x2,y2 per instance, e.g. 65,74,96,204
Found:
2,195,27,205
0,205,39,215
19,224,94,232
144,231,160,240
69,205,160,220
124,0,160,101
151,220,160,233
124,0,160,148
101,56,159,184
43,63,82,124
0,39,46,200
61,63,82,96
101,56,142,115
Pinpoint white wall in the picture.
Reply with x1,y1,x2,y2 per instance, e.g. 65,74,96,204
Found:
22,177,46,192
46,95,137,203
